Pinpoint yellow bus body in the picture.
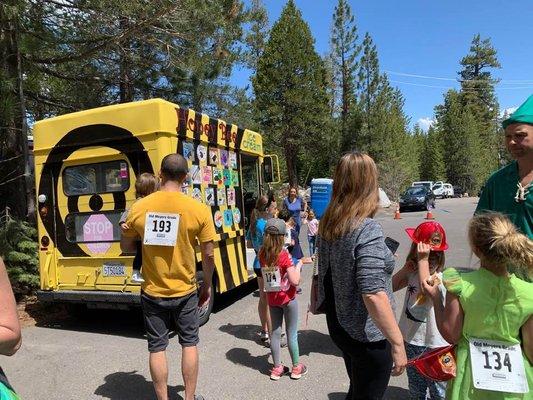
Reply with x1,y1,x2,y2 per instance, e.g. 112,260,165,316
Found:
33,99,267,309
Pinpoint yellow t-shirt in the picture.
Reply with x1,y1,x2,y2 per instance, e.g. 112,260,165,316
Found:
123,190,216,297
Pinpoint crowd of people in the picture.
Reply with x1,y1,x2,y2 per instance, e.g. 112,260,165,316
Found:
1,96,532,400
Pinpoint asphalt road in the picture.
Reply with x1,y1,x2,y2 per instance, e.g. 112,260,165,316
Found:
2,197,479,400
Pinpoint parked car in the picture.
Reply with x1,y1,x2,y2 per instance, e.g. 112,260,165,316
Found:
453,185,465,198
432,182,454,198
399,186,436,212
412,180,434,191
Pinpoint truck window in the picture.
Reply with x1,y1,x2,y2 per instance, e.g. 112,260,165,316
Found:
63,160,130,196
65,211,123,243
240,154,260,228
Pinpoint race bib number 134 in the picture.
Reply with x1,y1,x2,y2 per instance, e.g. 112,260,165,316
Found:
469,337,529,394
144,213,180,246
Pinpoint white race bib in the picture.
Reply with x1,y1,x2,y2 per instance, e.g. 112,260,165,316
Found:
144,212,180,246
469,337,529,394
262,267,281,292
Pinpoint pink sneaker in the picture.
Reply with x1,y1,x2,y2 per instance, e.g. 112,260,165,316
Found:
290,363,308,379
270,365,289,381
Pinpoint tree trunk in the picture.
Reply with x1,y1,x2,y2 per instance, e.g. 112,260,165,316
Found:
119,17,134,103
0,1,28,219
284,142,298,188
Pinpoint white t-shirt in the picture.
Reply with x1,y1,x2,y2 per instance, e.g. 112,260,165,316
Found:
398,271,449,348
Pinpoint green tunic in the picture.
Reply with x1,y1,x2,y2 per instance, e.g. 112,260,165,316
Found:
476,161,532,281
443,268,533,400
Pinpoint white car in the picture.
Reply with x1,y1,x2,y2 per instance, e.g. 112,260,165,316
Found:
433,182,454,198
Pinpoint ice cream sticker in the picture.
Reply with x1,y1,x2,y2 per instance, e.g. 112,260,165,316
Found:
197,145,207,163
209,148,219,165
202,166,212,184
232,208,241,225
227,188,236,206
214,211,223,228
205,188,215,206
217,188,226,206
229,151,237,169
190,165,202,184
223,169,232,186
220,149,229,167
223,209,233,227
182,142,195,162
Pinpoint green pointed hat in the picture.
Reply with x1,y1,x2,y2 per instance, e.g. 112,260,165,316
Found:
502,94,533,129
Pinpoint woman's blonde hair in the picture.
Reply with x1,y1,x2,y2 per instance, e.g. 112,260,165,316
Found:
469,212,533,273
406,242,445,273
319,152,379,241
258,233,285,267
135,173,159,198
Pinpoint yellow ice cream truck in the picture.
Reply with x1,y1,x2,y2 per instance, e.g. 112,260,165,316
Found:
33,99,278,324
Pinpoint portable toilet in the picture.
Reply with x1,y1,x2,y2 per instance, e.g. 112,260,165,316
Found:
310,178,333,219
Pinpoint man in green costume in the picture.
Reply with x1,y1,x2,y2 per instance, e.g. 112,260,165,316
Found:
476,94,533,281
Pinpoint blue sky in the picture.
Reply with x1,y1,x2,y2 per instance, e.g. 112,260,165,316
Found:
232,0,533,130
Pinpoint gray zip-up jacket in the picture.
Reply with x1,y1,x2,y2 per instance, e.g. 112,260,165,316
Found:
317,218,396,342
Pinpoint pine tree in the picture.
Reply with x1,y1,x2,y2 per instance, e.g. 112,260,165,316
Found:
242,0,269,70
330,0,359,150
459,34,501,183
436,90,483,193
356,33,381,153
252,0,330,186
419,126,445,181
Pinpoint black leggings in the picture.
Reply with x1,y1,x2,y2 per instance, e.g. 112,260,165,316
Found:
326,311,393,400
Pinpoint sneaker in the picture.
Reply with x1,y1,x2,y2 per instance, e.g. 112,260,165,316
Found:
270,365,289,381
259,330,269,342
194,396,205,400
131,271,145,283
296,287,302,294
280,332,287,348
290,363,308,380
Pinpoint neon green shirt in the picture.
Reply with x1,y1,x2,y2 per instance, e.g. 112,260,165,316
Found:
443,268,533,400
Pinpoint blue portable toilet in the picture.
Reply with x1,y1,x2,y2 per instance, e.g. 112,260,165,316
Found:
310,178,333,219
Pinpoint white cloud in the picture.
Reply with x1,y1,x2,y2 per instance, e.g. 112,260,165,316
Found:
416,117,435,132
500,107,517,119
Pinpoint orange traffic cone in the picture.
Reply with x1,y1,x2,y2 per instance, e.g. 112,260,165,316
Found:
394,207,401,220
425,210,435,220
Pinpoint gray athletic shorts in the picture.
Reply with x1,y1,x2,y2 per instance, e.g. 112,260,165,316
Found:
141,291,199,352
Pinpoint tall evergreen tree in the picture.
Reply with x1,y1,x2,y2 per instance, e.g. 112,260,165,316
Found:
419,126,445,181
356,32,381,152
330,0,359,150
435,90,482,193
242,0,269,71
252,0,330,186
459,34,501,183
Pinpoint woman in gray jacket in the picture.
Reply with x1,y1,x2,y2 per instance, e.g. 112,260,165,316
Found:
317,152,406,400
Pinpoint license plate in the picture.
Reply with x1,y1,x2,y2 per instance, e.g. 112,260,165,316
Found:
102,263,125,277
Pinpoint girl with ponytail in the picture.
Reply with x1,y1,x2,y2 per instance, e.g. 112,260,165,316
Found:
422,212,533,400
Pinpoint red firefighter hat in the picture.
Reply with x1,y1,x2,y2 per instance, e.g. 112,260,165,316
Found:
405,221,448,251
408,345,457,381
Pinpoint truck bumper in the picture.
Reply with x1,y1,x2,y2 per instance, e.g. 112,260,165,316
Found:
37,290,141,305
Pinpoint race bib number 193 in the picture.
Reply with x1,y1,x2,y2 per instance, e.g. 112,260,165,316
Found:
469,338,529,394
144,213,180,246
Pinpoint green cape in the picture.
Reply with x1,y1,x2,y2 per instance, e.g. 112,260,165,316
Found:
502,94,533,129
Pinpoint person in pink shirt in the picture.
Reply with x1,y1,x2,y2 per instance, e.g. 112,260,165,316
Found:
304,209,319,258
259,218,307,381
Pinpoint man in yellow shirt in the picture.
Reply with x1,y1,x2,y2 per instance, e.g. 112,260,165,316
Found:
121,154,216,400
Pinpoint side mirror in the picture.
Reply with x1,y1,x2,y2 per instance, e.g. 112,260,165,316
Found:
262,155,280,184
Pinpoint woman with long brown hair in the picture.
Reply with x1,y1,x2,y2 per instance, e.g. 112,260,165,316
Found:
317,152,406,399
249,195,278,342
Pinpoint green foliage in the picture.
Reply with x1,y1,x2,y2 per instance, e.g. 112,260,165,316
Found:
419,126,445,181
0,218,39,293
330,0,359,144
252,0,330,186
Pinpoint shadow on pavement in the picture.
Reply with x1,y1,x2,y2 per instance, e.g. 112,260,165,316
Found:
328,385,409,400
94,371,184,400
225,347,271,376
384,386,410,399
298,329,342,357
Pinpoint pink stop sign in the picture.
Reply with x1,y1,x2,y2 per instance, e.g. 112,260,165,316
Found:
83,214,114,254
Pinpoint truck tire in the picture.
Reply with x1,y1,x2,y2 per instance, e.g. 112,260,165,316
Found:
196,271,215,327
